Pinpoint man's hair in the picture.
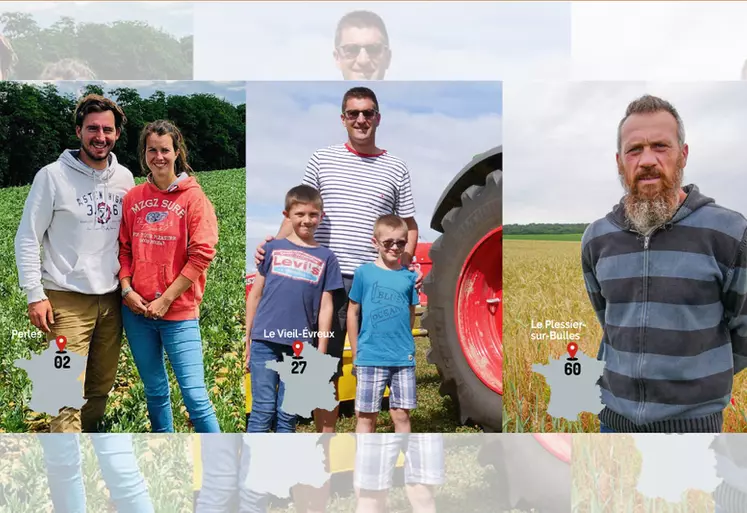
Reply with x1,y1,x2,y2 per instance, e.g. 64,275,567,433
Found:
73,94,127,131
617,94,685,153
139,119,194,177
342,86,379,113
374,214,407,237
334,10,389,48
40,58,97,80
0,34,18,78
285,184,323,212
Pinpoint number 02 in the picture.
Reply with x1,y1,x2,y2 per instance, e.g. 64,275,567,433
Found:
55,355,70,369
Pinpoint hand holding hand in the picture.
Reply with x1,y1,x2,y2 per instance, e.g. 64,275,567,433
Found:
144,296,172,320
124,290,149,315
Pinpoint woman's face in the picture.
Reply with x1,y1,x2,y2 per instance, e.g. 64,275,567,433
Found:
146,133,178,179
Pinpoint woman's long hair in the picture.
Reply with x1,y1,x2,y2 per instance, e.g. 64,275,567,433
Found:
138,120,194,177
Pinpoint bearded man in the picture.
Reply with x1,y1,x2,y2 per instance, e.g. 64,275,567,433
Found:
581,94,747,433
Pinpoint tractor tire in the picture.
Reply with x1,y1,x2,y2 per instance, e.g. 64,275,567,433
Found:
422,169,502,432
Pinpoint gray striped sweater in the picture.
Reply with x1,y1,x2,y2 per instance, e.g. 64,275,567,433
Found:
581,184,747,432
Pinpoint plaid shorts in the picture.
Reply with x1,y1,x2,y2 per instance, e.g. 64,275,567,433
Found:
355,365,417,413
354,434,445,490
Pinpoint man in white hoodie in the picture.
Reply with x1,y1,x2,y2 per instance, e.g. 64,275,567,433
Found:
14,94,134,433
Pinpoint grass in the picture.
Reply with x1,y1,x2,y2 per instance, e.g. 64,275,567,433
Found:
571,434,717,512
503,239,747,433
504,234,583,241
1,168,247,433
275,315,482,434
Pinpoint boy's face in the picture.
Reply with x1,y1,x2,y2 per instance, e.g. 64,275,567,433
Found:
285,202,322,238
372,225,408,264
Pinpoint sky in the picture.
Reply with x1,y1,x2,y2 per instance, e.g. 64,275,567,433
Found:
38,80,246,105
503,81,747,224
572,2,747,80
245,81,502,272
0,1,193,39
194,1,570,81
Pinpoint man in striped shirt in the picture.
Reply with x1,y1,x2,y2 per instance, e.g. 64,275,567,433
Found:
255,86,419,432
582,94,747,433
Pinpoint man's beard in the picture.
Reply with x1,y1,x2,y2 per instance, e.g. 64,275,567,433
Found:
82,141,110,162
619,157,684,234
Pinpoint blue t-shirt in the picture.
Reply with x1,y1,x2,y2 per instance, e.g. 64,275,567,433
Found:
348,262,420,367
250,238,343,346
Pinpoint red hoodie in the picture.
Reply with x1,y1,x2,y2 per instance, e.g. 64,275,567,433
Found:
118,174,218,321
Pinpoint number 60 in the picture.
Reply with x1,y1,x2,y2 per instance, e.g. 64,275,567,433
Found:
564,362,581,376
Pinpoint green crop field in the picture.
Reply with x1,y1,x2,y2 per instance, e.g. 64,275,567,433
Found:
0,168,246,433
504,234,583,241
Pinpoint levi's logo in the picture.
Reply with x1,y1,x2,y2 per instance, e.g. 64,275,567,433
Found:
271,250,324,284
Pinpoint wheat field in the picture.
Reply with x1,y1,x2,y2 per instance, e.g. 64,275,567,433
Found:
503,239,747,434
571,434,717,512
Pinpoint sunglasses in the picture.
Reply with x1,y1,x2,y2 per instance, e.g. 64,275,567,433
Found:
378,238,407,250
338,43,387,59
343,109,378,121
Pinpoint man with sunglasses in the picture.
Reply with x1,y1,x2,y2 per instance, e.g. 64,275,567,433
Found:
255,86,419,434
333,10,391,80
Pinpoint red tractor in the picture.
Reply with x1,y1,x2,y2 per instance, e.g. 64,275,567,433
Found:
423,146,503,432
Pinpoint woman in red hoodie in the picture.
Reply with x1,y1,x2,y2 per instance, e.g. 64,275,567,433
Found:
118,120,221,433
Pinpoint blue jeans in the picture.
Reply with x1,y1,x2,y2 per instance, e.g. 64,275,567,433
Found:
122,306,220,433
194,434,268,512
39,434,154,512
246,340,297,433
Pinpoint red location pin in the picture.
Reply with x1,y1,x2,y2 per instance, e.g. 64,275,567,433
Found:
292,341,303,358
567,342,578,359
56,335,67,352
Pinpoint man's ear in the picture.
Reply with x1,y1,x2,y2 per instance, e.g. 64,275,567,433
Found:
681,143,689,167
371,236,378,248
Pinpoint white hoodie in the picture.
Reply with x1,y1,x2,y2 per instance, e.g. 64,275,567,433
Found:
14,150,135,303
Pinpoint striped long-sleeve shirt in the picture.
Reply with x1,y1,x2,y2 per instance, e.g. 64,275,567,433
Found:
302,143,416,277
581,184,747,433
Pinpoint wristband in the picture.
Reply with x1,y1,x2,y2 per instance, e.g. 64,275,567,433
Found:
121,286,133,298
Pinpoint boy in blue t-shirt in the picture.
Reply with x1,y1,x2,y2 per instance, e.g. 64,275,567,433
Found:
347,214,420,433
245,185,343,432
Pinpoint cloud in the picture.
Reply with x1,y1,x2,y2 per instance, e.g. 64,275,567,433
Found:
245,81,501,271
572,2,747,80
504,81,747,224
194,1,570,80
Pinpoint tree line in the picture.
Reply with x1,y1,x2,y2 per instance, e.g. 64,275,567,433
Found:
0,82,246,188
504,223,589,235
1,12,192,80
